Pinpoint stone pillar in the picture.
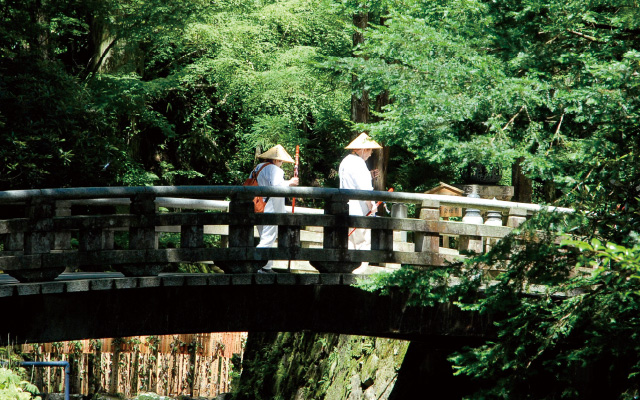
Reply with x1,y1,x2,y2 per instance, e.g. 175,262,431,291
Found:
228,196,255,247
323,197,350,250
3,230,23,254
24,198,54,255
459,186,484,254
117,193,166,276
217,195,263,273
507,207,528,228
391,203,408,242
8,198,65,282
415,200,440,254
278,221,300,269
129,194,158,249
458,235,484,254
103,229,115,250
310,196,359,273
181,214,204,263
484,209,503,252
1,204,24,255
371,227,394,252
181,224,204,248
380,203,409,269
54,201,72,251
78,224,105,272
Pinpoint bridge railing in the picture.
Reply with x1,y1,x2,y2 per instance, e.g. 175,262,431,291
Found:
0,186,573,282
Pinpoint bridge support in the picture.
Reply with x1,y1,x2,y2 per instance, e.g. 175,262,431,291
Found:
310,196,359,273
217,195,264,273
415,200,440,256
117,194,167,276
7,198,64,282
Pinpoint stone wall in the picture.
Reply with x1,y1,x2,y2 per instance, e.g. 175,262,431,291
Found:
232,332,477,400
232,332,410,400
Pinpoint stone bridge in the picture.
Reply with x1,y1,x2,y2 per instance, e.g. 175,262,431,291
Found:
0,186,572,345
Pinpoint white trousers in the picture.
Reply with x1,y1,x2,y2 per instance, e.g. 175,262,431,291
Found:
257,224,277,269
349,228,371,271
348,228,371,250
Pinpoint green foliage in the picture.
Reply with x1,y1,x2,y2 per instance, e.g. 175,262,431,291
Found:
0,368,40,400
366,197,640,398
0,59,116,190
321,0,640,195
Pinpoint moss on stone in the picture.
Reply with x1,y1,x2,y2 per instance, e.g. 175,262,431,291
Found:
231,332,409,400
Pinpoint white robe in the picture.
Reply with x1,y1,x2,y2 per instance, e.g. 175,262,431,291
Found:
339,153,374,251
251,162,288,268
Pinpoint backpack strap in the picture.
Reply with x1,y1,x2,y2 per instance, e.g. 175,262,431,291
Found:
252,162,272,180
252,162,272,203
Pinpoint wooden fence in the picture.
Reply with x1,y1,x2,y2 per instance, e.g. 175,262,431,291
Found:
20,333,247,398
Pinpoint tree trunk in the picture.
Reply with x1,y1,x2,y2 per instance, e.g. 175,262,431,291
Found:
371,89,390,191
542,180,556,203
84,15,116,78
512,157,533,203
351,12,369,124
33,0,50,60
351,12,391,193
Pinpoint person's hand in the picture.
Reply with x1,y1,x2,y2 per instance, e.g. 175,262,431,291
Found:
370,169,380,179
289,177,299,186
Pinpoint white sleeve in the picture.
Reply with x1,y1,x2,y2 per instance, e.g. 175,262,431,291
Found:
257,164,286,187
340,155,372,190
353,158,373,190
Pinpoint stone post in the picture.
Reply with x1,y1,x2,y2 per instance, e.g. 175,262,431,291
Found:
181,213,204,263
391,203,408,242
24,198,54,255
117,193,166,276
78,224,105,272
310,196,359,273
458,234,484,254
323,196,350,250
380,203,409,269
3,230,23,254
459,186,484,254
8,198,65,282
1,204,24,255
181,224,204,248
217,195,263,273
278,221,300,265
415,200,440,254
507,207,528,228
54,201,72,251
227,196,255,247
371,227,394,252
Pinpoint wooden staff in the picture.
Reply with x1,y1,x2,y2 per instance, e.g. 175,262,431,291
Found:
349,188,394,237
288,145,300,272
292,145,299,212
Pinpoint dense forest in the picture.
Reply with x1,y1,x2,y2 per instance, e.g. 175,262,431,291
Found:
2,0,640,398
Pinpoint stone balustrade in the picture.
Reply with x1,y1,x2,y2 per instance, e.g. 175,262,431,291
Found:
0,186,574,282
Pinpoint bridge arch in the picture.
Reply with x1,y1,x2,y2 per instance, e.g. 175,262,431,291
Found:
1,272,493,345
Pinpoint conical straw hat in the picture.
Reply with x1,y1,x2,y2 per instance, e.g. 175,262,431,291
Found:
258,144,295,163
345,132,382,149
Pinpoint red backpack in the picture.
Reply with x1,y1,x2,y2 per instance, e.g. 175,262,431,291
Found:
243,162,271,212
